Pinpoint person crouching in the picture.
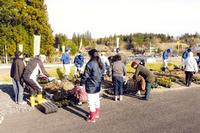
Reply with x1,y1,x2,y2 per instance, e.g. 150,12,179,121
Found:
22,55,49,107
131,61,154,101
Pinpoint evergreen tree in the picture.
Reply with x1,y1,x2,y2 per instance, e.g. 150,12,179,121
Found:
0,0,54,57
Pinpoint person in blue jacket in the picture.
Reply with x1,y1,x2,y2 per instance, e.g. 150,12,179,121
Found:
81,49,104,123
162,48,172,72
74,51,84,76
60,48,71,79
196,53,200,68
182,48,191,64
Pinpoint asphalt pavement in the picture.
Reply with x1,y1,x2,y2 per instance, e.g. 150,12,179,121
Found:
1,86,200,133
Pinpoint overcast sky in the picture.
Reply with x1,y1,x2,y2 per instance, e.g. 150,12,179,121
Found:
45,0,200,38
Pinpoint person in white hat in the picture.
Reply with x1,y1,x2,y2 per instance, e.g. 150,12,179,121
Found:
183,52,198,87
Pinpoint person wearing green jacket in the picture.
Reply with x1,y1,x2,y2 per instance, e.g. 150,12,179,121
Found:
131,61,154,100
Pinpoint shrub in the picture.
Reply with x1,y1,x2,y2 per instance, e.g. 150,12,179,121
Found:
157,77,172,88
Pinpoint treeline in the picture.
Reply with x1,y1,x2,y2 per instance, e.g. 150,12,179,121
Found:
96,33,200,49
55,31,95,55
1,0,200,58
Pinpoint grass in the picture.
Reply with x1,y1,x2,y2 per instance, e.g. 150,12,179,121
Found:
0,66,76,83
0,61,182,83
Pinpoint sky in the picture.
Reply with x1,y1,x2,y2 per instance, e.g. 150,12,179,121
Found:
45,0,200,39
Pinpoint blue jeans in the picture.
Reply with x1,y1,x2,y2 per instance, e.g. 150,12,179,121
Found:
112,76,124,96
12,79,24,103
145,81,151,100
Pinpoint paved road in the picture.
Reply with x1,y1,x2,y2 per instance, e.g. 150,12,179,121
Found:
1,87,200,133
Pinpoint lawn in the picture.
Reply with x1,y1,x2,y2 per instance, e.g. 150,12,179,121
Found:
0,61,181,83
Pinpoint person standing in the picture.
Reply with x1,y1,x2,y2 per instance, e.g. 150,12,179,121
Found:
10,51,26,104
81,49,104,123
60,48,71,79
112,55,126,101
196,53,200,68
116,48,128,65
131,61,154,100
100,52,110,76
162,48,172,72
183,52,198,87
74,51,84,77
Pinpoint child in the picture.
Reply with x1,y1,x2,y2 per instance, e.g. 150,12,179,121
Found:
81,49,104,123
69,80,87,105
112,55,126,101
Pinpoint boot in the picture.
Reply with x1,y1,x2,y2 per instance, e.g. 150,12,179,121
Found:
30,95,36,107
86,112,96,123
95,108,100,119
37,94,43,104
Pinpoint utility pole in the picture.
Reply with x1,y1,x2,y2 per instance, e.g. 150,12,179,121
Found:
149,42,151,55
5,45,8,64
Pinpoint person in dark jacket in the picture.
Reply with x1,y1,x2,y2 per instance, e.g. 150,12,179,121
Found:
196,53,200,68
131,61,154,100
74,51,84,77
22,55,49,95
112,55,126,101
81,49,104,123
22,55,49,107
10,51,26,104
162,48,172,72
60,48,71,79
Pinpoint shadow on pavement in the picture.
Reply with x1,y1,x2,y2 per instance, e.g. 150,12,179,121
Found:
63,104,88,120
0,84,15,101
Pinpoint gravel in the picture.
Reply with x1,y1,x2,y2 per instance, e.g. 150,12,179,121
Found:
0,84,34,117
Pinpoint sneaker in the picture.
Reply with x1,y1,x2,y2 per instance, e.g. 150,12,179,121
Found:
114,96,118,101
135,90,141,96
119,95,123,101
78,102,82,105
18,101,27,105
0,116,4,124
138,96,148,101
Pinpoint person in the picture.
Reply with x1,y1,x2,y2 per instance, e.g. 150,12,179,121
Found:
116,48,128,65
162,48,172,72
100,52,110,76
182,48,192,68
10,51,26,105
131,61,154,100
196,53,200,68
135,75,146,96
81,49,104,123
74,51,84,77
111,54,126,101
22,55,49,107
69,80,87,105
60,48,71,79
183,52,198,87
